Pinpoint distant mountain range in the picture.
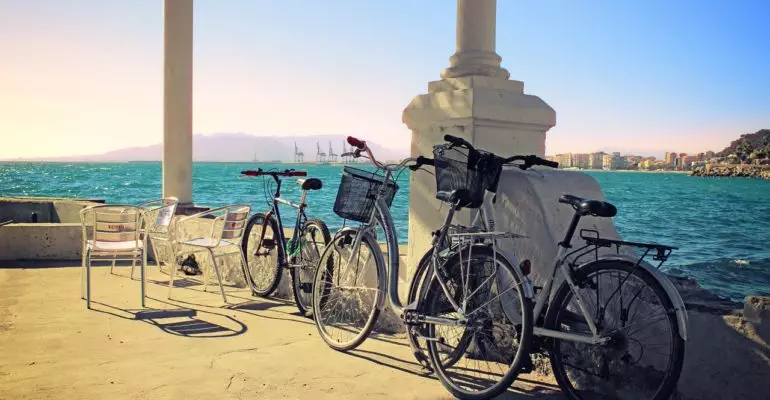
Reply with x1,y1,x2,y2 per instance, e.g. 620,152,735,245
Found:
3,133,409,162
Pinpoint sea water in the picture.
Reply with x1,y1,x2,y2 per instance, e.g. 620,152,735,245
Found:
2,162,769,301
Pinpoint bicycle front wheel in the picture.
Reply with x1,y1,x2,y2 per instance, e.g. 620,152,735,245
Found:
546,260,685,400
242,213,284,297
407,249,469,370
422,245,533,400
291,218,330,317
312,229,383,351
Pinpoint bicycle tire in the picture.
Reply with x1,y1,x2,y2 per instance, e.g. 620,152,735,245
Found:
545,260,685,400
291,218,331,317
423,245,533,400
312,229,383,351
406,249,470,370
242,212,284,297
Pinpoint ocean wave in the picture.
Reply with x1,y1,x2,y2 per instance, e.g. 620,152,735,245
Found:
667,257,770,301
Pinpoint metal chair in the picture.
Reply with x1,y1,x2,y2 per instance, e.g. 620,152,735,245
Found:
80,205,146,309
171,205,251,303
136,198,179,274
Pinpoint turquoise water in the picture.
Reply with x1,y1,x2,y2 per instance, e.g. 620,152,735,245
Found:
2,162,769,300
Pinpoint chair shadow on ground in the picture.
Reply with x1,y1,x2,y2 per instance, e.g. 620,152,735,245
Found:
225,298,314,325
89,299,247,339
346,348,561,398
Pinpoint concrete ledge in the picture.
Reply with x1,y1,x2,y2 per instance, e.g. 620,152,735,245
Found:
0,223,82,261
0,197,103,223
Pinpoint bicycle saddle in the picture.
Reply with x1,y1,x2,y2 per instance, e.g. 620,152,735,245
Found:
299,178,323,191
559,194,617,218
436,189,475,208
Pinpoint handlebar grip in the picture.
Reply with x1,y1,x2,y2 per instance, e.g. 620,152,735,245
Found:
443,134,473,150
241,170,260,176
542,160,559,168
409,156,435,171
558,194,580,205
416,156,434,166
347,136,366,150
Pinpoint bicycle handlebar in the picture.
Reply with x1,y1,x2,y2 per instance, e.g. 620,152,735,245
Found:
502,155,559,170
443,134,474,150
241,169,307,177
442,135,558,170
408,156,435,171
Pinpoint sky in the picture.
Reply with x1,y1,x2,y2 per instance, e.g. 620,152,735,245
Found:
1,0,768,159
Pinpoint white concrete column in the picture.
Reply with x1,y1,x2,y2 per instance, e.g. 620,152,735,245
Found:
402,0,556,276
442,0,509,79
162,0,193,206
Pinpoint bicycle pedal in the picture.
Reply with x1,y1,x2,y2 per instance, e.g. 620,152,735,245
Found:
300,282,312,293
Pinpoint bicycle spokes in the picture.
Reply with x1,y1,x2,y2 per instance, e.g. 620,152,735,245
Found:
552,266,678,399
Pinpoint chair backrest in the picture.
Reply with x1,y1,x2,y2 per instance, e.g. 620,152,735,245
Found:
81,205,143,244
215,205,250,243
140,198,178,235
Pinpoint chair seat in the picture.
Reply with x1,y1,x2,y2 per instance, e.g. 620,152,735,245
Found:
87,240,143,252
180,237,240,249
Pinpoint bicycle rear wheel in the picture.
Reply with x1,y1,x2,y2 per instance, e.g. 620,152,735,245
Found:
242,212,284,297
290,218,330,317
312,229,383,351
546,260,685,400
422,245,533,400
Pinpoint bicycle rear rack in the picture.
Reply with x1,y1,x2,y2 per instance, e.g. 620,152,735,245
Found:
446,225,527,247
567,229,678,269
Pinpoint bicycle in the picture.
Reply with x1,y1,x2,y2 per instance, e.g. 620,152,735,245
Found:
311,136,553,399
240,168,331,316
409,137,687,399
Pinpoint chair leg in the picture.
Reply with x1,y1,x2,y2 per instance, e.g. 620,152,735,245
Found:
81,247,87,300
86,250,92,309
110,255,117,275
152,241,163,272
140,250,146,308
168,252,177,299
208,249,228,304
202,254,209,293
237,249,251,294
130,254,137,281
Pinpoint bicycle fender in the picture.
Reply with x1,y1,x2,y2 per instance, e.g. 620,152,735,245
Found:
575,255,688,341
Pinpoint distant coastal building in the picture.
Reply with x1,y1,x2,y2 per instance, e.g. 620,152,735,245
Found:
602,154,613,170
546,150,705,171
665,151,677,166
555,153,573,168
601,153,626,170
589,152,604,169
572,153,590,169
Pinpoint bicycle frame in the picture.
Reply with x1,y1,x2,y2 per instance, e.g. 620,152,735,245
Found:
441,187,610,345
253,175,310,267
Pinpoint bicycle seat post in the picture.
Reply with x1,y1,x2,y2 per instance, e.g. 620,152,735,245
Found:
559,211,582,249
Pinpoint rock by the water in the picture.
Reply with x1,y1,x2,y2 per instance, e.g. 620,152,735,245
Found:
743,295,770,324
691,164,770,179
667,274,743,314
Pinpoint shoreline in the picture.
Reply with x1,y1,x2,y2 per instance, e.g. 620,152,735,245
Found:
567,168,691,174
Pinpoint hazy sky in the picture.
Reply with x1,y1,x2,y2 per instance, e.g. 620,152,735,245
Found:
1,0,768,159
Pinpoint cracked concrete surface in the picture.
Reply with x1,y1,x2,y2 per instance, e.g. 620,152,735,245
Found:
0,265,561,399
